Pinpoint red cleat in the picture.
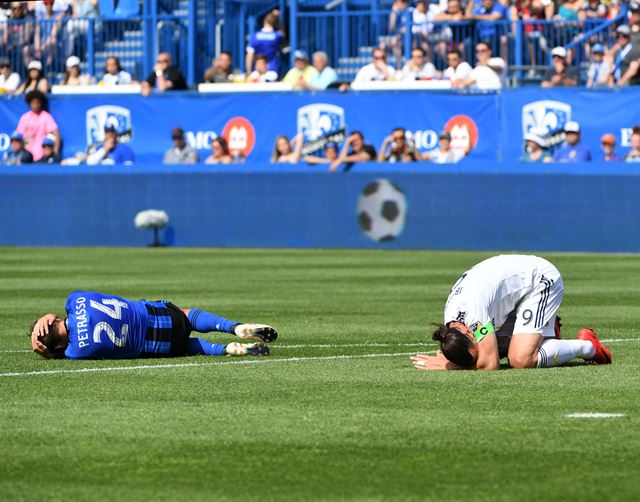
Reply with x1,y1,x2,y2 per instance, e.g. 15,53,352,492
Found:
554,316,562,339
578,328,612,365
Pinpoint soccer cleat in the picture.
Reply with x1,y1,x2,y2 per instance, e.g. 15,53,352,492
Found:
554,316,562,339
224,342,270,357
233,324,278,343
577,328,612,365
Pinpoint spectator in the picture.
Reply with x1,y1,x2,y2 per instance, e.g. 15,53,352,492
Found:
16,90,60,161
625,128,640,162
203,52,241,83
0,57,21,93
389,0,412,69
433,0,466,64
3,2,35,68
282,51,318,87
630,2,640,45
38,134,60,163
600,133,622,161
555,0,583,21
615,26,640,86
552,121,592,162
353,48,396,83
584,0,608,19
452,42,504,89
586,43,612,87
15,60,48,94
2,131,33,165
541,46,579,87
304,142,339,165
163,127,199,164
205,137,233,164
377,128,418,162
34,0,66,67
330,131,377,171
519,129,552,162
86,125,134,165
100,56,133,86
443,50,473,81
61,56,92,86
34,0,70,19
297,51,338,90
422,130,466,163
397,47,437,81
246,55,278,83
512,0,555,74
245,13,283,75
410,0,444,57
141,53,187,96
471,0,507,43
271,134,302,163
65,0,100,58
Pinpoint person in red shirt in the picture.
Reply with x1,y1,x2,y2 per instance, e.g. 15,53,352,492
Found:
16,90,61,161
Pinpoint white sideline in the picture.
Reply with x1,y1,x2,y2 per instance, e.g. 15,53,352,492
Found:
565,413,626,419
0,351,427,378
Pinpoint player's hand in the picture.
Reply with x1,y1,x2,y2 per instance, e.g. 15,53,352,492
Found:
31,313,57,358
411,352,451,370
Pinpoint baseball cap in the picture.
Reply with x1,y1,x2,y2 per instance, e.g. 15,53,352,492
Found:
524,131,546,147
293,50,309,61
0,57,9,68
42,134,55,147
630,1,640,12
325,141,338,150
172,127,184,139
104,124,117,133
551,46,567,58
616,25,631,36
27,60,43,71
10,131,23,141
601,133,616,145
592,43,605,54
565,121,581,133
439,130,451,140
66,56,81,69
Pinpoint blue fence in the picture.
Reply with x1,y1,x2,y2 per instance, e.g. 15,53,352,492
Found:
2,162,640,251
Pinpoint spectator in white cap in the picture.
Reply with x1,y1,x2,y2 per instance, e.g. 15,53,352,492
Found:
613,25,640,86
586,43,612,87
452,42,504,90
38,134,60,163
15,60,49,95
282,50,318,87
61,56,92,86
520,128,551,162
0,58,21,94
552,121,592,162
353,48,396,83
541,47,579,87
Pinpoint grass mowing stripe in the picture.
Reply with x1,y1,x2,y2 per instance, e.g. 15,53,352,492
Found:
0,351,429,378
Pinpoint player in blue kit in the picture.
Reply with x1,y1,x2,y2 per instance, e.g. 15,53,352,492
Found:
29,291,278,360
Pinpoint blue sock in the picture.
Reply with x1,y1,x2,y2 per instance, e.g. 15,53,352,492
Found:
187,309,239,334
186,338,227,356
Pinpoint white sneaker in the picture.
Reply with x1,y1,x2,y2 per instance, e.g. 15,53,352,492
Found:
233,324,278,343
224,342,270,357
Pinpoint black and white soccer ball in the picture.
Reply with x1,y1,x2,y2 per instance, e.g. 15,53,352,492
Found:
357,179,407,242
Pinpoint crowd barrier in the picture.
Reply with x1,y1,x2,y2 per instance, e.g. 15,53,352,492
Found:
2,162,640,252
1,88,638,164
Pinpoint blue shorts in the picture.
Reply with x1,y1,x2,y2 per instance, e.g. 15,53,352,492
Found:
141,301,191,357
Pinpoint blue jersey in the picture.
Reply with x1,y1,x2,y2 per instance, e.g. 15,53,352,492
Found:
248,28,283,71
64,291,149,359
552,143,592,163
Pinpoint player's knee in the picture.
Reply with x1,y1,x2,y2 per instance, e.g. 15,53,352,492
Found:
509,353,537,369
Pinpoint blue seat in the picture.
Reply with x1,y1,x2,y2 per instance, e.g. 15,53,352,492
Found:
113,0,140,18
99,0,115,16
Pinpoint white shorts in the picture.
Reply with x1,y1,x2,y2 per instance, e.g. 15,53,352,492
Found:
512,261,564,338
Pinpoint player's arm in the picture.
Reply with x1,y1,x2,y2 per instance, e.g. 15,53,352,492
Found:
474,332,500,370
30,313,60,358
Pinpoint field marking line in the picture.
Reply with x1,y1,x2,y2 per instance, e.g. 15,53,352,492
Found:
565,413,626,419
0,351,432,378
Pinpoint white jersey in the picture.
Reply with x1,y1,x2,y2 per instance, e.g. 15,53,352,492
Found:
444,255,563,335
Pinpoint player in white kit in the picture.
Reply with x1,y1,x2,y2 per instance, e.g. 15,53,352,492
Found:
411,255,612,371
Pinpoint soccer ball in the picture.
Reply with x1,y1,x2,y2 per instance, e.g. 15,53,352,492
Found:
357,179,407,242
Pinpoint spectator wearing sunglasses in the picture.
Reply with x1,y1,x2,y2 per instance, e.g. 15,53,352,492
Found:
353,48,396,82
377,128,418,162
141,52,187,97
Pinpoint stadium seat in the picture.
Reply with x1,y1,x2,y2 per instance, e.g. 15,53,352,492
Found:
99,0,115,16
113,0,140,18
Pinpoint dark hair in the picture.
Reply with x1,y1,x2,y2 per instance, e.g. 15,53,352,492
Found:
255,54,268,64
27,320,66,359
220,51,232,59
23,69,45,91
351,130,364,140
477,41,492,53
105,55,122,73
393,127,405,135
448,49,462,58
432,323,476,368
264,12,278,27
412,47,426,56
25,89,46,107
213,136,230,155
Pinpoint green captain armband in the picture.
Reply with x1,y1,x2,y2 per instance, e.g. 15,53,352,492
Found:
473,322,495,342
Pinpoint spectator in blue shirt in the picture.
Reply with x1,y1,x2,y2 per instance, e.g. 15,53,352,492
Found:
2,131,34,166
472,0,506,41
86,125,135,165
245,13,283,74
552,121,592,163
296,51,338,90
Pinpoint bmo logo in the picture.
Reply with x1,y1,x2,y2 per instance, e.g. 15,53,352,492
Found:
222,117,256,157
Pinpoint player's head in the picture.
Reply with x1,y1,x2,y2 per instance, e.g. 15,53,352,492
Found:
431,322,478,368
28,316,68,359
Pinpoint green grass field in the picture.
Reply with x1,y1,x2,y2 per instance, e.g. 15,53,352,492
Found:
1,248,638,501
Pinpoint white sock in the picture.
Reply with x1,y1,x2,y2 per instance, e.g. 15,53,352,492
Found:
537,339,595,368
